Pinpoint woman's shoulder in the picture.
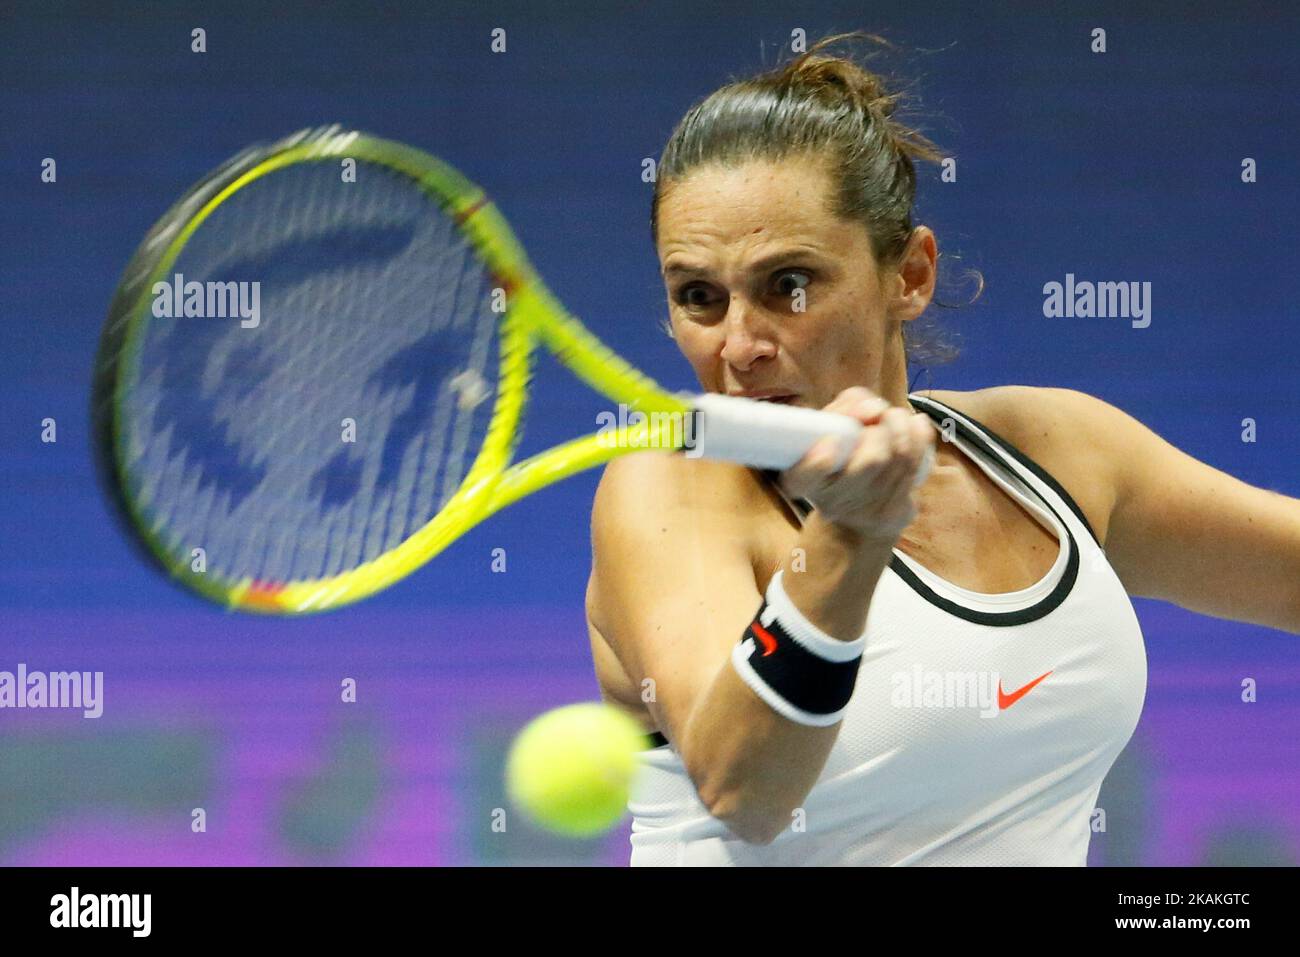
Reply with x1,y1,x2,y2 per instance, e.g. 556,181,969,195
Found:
914,384,1120,445
911,385,1120,544
912,384,1115,441
591,450,765,542
909,384,1029,420
590,451,784,611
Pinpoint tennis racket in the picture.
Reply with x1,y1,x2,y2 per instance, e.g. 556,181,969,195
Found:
92,126,929,614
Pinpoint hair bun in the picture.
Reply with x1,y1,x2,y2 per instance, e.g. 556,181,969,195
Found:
780,34,900,119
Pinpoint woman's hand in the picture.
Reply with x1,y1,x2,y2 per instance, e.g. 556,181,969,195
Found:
779,386,936,543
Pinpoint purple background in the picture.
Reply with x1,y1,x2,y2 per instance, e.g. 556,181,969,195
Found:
1,0,1297,865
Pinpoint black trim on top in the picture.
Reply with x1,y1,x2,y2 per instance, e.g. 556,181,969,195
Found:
646,730,669,750
910,394,1100,547
756,394,1094,627
895,396,1080,625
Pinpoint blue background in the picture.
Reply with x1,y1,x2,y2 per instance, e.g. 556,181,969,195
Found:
1,0,1296,865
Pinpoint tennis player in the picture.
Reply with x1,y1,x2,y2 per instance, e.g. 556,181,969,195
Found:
584,32,1300,865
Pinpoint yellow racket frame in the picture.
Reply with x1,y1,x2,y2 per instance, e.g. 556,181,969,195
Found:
105,128,690,614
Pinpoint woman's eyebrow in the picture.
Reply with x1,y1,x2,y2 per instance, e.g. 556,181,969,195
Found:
662,247,826,279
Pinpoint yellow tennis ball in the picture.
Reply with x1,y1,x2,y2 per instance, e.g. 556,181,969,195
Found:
505,702,649,837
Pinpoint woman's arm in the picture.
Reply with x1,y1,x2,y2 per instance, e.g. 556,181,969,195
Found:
994,386,1300,634
588,445,910,845
589,453,832,844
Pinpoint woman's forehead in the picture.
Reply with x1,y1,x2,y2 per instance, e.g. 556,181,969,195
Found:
658,205,871,270
661,159,831,211
656,159,852,249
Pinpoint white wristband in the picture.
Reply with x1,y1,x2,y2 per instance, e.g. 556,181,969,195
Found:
727,570,868,728
763,570,868,661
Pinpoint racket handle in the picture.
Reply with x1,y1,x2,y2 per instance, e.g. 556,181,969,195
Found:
685,392,934,487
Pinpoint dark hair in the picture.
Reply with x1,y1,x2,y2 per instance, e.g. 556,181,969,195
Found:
651,31,976,368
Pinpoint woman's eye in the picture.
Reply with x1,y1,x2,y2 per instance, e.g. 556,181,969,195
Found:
773,270,812,297
676,284,714,308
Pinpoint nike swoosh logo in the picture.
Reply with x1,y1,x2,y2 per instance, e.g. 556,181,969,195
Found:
998,670,1053,709
752,621,778,656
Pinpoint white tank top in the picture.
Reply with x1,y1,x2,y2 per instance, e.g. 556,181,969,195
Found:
627,392,1147,865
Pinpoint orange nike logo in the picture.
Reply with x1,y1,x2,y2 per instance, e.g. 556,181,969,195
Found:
997,670,1053,709
752,621,778,656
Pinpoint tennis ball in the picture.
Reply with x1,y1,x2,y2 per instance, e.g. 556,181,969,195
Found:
505,702,649,838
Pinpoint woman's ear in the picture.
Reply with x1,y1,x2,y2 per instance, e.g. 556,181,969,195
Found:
890,227,938,320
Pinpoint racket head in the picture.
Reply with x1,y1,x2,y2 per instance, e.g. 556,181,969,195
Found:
92,126,550,614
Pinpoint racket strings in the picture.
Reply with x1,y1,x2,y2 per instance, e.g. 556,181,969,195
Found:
361,200,501,573
123,159,501,586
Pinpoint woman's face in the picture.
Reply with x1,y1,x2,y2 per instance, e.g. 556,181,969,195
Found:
655,157,933,410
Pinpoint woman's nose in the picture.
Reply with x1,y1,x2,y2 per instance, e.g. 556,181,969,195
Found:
719,299,777,370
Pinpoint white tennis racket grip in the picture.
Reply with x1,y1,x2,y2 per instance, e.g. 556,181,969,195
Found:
684,393,934,487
